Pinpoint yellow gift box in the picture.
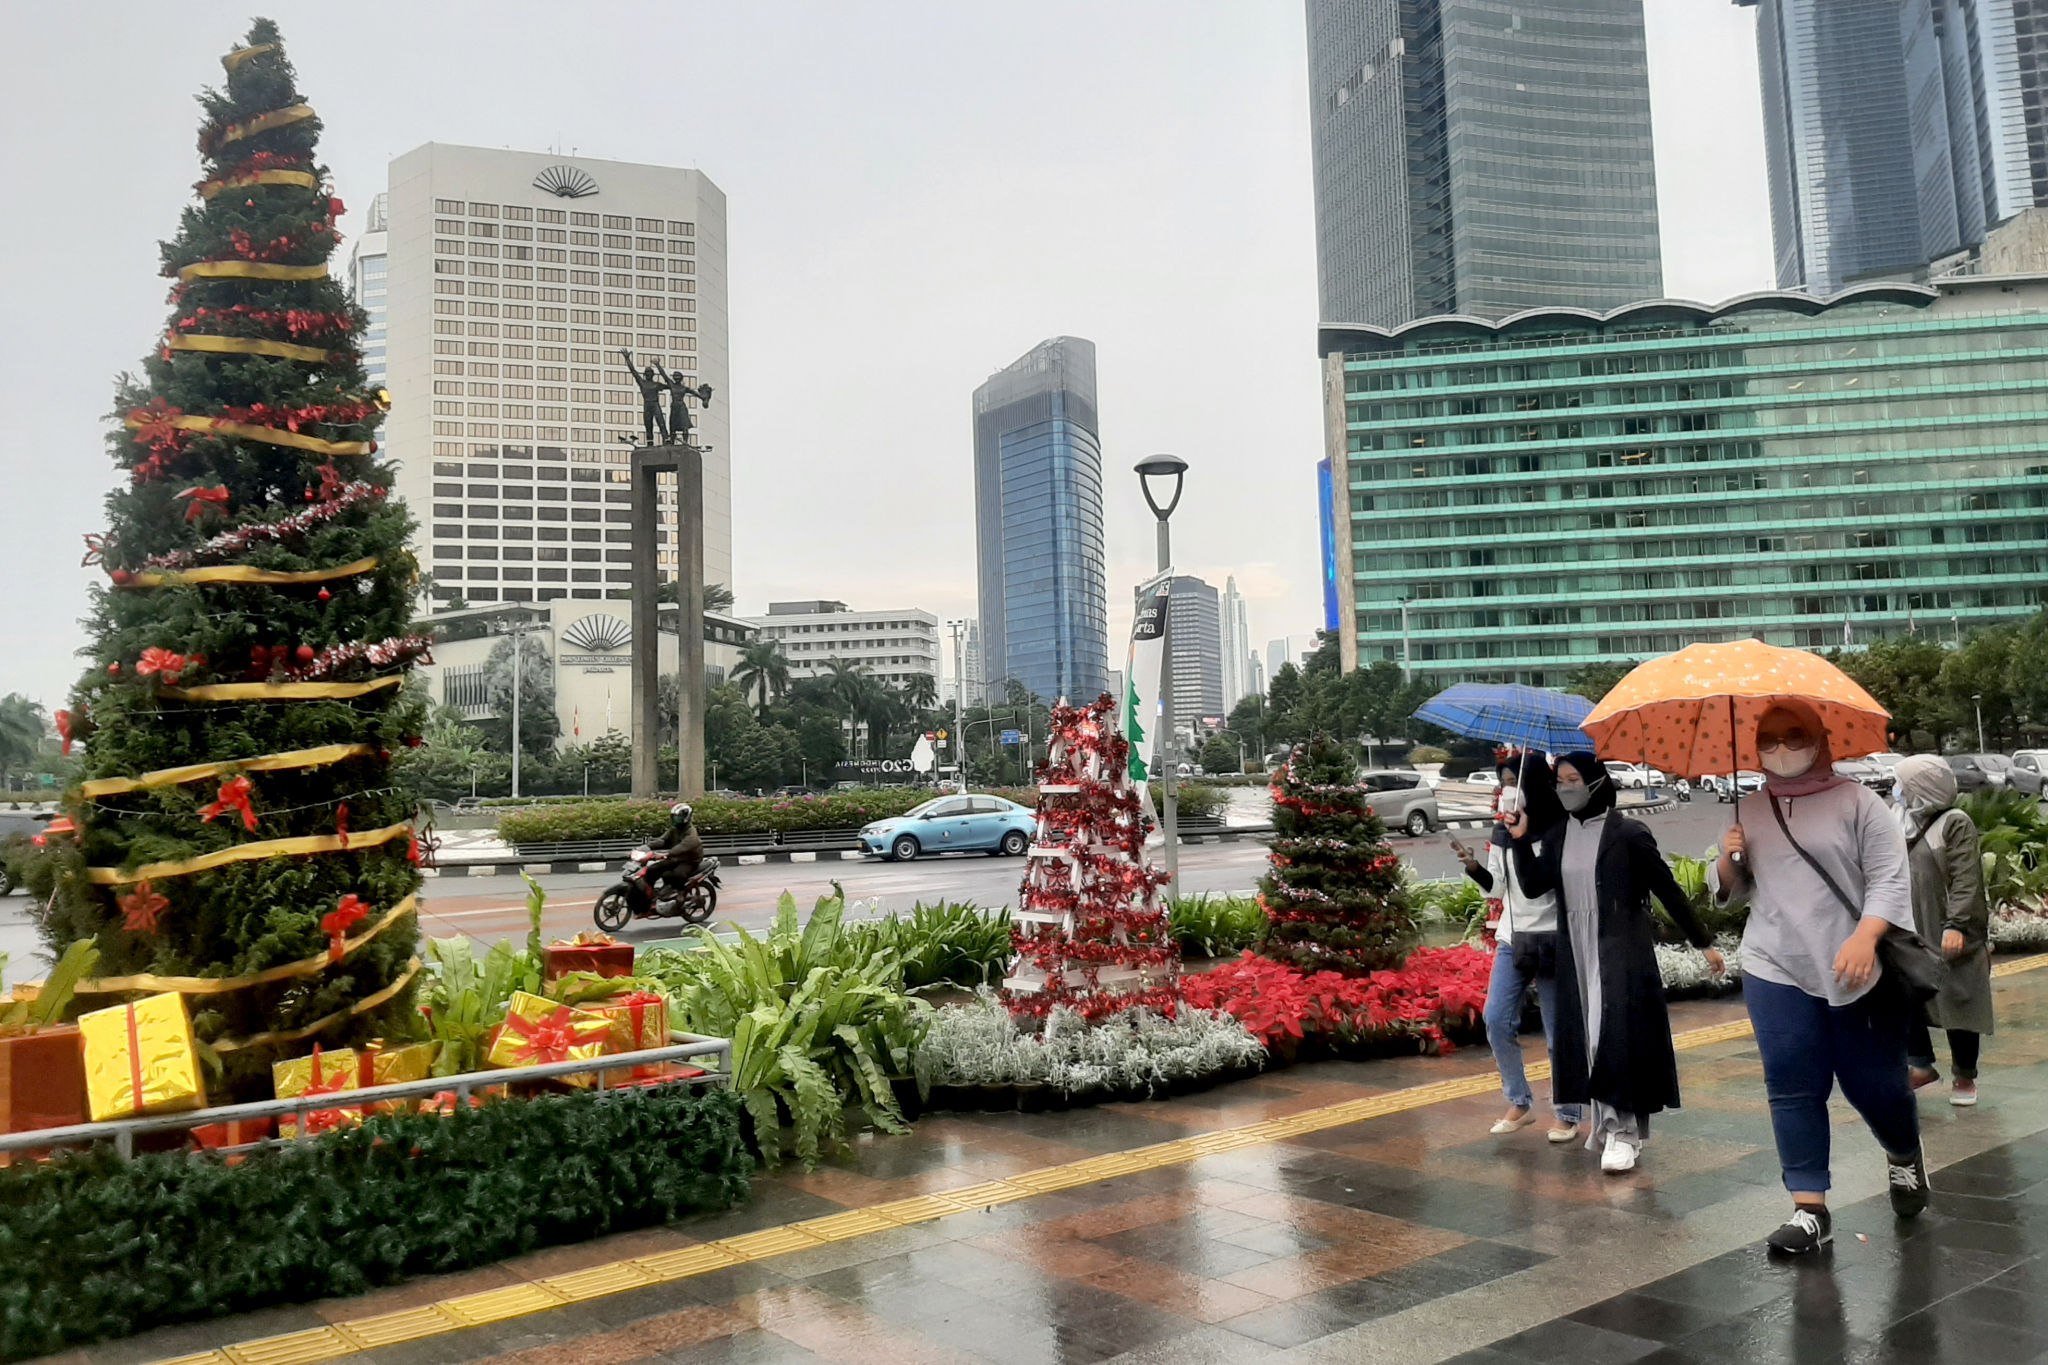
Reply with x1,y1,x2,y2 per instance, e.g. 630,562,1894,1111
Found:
356,1039,437,1113
272,1045,361,1138
78,992,204,1122
485,991,611,1088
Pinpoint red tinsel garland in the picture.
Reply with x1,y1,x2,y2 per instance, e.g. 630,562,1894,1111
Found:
139,482,385,571
172,305,353,338
284,634,434,681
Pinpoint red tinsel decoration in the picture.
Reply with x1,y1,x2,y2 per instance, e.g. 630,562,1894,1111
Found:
142,482,385,571
283,634,435,681
172,304,352,338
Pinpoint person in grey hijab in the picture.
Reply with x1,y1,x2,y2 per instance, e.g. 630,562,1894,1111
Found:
1893,754,1992,1105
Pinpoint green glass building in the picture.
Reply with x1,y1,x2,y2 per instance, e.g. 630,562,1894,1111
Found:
1320,277,2048,684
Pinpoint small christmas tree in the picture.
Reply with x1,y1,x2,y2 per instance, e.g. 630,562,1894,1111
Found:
1259,736,1412,974
41,20,428,1098
1006,695,1179,1021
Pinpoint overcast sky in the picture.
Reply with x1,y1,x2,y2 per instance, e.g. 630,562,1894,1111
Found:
0,1,1775,709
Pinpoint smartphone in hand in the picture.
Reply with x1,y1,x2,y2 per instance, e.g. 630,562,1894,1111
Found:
1449,837,1471,860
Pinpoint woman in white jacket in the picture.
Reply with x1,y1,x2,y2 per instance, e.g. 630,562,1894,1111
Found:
1457,753,1582,1142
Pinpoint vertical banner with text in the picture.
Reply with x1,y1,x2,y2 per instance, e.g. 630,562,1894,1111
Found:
1121,570,1173,830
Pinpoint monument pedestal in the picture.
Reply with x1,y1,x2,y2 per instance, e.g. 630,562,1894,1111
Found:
630,443,705,800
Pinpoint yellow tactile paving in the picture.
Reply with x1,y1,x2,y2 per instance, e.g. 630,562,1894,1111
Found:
155,966,2048,1365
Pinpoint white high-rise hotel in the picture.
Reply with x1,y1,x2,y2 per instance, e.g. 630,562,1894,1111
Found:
377,144,730,606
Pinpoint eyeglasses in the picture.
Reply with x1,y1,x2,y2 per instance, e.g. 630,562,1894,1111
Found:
1757,734,1812,752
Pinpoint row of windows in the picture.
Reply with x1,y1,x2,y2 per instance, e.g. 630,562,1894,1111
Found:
433,200,695,237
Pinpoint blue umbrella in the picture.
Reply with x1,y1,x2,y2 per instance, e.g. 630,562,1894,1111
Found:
1412,683,1594,753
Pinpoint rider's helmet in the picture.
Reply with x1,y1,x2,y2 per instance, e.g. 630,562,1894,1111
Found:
669,802,694,830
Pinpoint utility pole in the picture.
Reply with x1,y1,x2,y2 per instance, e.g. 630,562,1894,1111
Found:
948,619,968,792
1399,597,1412,684
492,610,535,800
1136,454,1188,899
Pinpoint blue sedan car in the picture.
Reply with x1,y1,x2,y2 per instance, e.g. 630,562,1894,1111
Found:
859,794,1037,861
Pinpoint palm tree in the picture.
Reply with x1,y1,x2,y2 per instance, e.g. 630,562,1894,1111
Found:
859,683,910,760
0,695,46,790
730,641,790,717
656,581,736,612
820,657,872,756
902,671,938,713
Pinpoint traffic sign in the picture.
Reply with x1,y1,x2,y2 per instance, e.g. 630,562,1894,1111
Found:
999,729,1023,745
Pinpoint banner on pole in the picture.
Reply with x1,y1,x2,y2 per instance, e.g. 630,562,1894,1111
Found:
1121,570,1173,830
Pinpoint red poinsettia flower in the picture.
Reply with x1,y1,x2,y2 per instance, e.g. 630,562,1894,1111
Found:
125,398,185,451
120,881,170,934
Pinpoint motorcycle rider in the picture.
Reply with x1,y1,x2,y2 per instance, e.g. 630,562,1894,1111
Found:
646,802,705,902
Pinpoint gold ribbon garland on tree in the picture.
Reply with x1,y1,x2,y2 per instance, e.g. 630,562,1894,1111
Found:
211,957,424,1053
161,675,402,703
85,821,411,886
70,895,418,996
216,103,315,147
197,168,318,201
122,409,371,457
118,556,379,591
176,260,331,285
166,333,334,364
78,743,374,799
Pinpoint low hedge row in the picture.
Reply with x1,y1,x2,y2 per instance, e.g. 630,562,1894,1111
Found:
0,1085,750,1361
499,784,1227,845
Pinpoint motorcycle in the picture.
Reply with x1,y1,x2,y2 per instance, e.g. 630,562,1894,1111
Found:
592,848,720,932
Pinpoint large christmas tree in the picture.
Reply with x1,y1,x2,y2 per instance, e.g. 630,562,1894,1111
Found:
41,20,428,1098
1258,737,1412,974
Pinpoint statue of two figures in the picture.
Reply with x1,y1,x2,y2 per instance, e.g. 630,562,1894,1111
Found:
620,348,714,446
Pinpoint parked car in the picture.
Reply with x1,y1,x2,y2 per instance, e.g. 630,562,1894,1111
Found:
1359,770,1440,837
1701,771,1765,803
1947,753,2011,791
1831,757,1896,796
1603,761,1667,790
2010,751,2048,797
859,794,1036,861
1465,770,1501,789
0,810,56,897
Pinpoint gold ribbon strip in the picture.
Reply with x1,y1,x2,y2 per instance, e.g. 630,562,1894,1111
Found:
218,104,315,147
211,957,424,1054
123,411,371,457
198,168,318,200
221,42,275,71
122,557,379,590
86,821,411,886
176,260,331,285
161,675,403,703
72,896,416,995
167,333,333,363
78,743,374,799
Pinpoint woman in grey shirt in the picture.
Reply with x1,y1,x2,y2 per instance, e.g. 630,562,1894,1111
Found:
1713,700,1922,1256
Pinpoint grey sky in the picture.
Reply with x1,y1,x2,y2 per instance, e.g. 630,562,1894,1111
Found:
0,1,1772,710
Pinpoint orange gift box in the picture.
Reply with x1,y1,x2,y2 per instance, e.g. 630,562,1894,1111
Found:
485,991,611,1087
79,993,204,1122
543,933,634,980
272,1046,362,1138
0,1025,86,1133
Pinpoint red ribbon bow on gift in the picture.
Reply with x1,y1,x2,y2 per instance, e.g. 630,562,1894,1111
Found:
614,990,666,1052
298,1046,356,1136
176,485,231,523
504,1004,608,1066
321,895,369,963
119,880,169,934
135,647,189,683
199,774,258,831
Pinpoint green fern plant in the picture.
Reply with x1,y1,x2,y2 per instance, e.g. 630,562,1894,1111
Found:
1167,895,1268,956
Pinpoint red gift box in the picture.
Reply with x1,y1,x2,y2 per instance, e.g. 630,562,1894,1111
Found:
543,934,633,980
0,1025,87,1133
605,1062,706,1089
192,1117,275,1149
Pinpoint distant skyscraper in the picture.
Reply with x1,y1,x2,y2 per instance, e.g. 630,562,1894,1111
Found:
1219,576,1252,710
347,192,389,391
1739,0,2036,293
1267,637,1293,682
1166,575,1224,739
1247,649,1267,703
1305,0,1662,327
972,337,1110,704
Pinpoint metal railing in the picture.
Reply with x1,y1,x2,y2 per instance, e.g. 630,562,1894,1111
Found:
0,1032,730,1160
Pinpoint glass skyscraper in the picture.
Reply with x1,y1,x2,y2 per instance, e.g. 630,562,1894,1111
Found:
1321,278,2048,685
1305,0,1663,328
1741,0,2036,295
973,337,1110,705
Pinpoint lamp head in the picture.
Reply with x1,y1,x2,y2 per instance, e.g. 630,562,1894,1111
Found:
1135,453,1188,520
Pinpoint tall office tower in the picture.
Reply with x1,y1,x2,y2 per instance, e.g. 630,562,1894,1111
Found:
1305,0,1662,327
382,144,729,606
962,619,984,708
1247,649,1267,703
347,192,389,391
1266,637,1293,682
2020,6,2048,201
972,337,1110,704
1219,576,1252,709
1740,0,2034,293
1165,575,1225,740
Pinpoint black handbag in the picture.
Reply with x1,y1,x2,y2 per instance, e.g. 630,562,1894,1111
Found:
1768,797,1943,1004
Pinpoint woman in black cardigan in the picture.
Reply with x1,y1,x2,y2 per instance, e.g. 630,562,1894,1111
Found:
1510,752,1722,1174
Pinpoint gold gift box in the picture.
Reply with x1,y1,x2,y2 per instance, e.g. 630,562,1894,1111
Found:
79,993,204,1123
484,991,611,1088
357,1039,438,1113
272,1046,361,1138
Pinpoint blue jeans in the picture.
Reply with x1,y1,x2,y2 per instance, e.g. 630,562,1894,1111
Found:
1746,974,1920,1194
1485,945,1581,1122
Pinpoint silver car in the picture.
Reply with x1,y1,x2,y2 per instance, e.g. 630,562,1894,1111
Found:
1359,770,1440,837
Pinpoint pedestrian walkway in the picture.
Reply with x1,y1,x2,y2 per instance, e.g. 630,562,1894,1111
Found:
63,959,2048,1365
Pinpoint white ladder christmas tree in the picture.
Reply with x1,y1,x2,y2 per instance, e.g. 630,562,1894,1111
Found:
1005,694,1180,1021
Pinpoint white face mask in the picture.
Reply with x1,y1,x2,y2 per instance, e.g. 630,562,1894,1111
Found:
1761,746,1816,779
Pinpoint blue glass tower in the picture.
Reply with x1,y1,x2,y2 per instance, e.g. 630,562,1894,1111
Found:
973,337,1110,706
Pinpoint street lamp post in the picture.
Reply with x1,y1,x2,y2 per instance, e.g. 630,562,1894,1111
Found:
1136,453,1188,898
489,609,537,800
1399,597,1412,684
947,619,969,792
1975,693,1987,753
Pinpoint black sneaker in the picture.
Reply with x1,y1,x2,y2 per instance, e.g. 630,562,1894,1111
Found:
1767,1206,1832,1255
1889,1150,1930,1219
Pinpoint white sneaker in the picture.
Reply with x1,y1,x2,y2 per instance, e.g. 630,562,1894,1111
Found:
1601,1134,1639,1174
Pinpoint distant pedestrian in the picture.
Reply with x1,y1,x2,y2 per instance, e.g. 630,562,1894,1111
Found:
1893,754,1992,1106
1713,700,1924,1257
1455,752,1582,1143
1511,752,1721,1174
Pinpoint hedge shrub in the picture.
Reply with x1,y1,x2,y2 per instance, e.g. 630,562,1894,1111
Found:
499,784,1227,845
0,1085,750,1361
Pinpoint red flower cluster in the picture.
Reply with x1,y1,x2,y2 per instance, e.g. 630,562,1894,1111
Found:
1182,946,1492,1054
213,398,381,434
172,304,352,338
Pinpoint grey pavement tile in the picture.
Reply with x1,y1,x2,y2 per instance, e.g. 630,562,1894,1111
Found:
1565,1290,1739,1344
1485,1315,1669,1363
1088,1321,1284,1363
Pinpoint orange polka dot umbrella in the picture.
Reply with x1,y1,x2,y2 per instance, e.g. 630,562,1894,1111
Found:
1582,640,1891,780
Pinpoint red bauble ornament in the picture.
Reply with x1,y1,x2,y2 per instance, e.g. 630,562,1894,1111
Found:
317,588,331,602
110,569,132,585
295,644,316,662
304,490,315,501
107,662,120,675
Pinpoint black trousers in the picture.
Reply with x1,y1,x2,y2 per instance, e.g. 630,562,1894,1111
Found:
1907,1008,1981,1079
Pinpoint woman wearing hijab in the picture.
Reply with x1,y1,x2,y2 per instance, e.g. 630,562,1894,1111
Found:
1714,701,1921,1257
1892,754,1992,1106
1509,753,1722,1174
1455,752,1582,1142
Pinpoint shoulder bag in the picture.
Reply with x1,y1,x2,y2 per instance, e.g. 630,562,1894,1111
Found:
1502,840,1558,979
1769,796,1942,1004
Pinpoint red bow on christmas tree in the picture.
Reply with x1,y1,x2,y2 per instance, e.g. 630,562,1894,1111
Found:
135,647,189,683
119,881,170,934
176,485,231,523
199,774,258,831
321,895,369,963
